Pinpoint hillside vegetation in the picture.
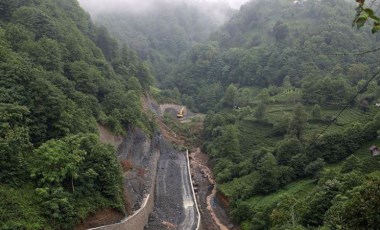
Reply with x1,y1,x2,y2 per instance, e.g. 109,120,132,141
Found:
178,0,380,229
93,0,234,84
0,0,155,229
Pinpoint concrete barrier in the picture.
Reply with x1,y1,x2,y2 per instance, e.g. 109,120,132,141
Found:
89,151,160,230
186,150,201,230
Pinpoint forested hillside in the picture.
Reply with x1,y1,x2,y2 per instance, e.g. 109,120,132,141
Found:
91,0,234,84
0,0,154,229
169,0,380,112
191,0,380,229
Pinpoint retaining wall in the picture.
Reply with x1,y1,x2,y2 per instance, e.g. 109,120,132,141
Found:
89,150,160,230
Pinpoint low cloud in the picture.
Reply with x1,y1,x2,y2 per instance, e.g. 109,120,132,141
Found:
78,0,250,15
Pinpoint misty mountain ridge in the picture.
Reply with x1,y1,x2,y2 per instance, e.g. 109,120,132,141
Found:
78,0,248,15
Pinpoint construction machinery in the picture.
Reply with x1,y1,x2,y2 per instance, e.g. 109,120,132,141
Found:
177,107,186,118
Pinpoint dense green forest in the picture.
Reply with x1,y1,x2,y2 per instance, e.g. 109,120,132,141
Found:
2,0,380,229
92,0,233,85
195,0,380,229
0,0,155,228
167,0,380,112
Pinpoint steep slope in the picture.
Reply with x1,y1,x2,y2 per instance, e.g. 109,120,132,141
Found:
85,0,234,83
170,0,380,112
0,0,155,229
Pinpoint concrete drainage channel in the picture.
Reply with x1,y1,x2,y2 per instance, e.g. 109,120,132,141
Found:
145,141,200,230
88,140,200,230
186,150,201,230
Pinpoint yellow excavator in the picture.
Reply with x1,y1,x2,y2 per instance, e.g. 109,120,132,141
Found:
177,107,186,118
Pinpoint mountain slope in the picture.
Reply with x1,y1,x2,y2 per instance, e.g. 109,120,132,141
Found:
89,0,234,83
169,0,380,112
0,0,154,229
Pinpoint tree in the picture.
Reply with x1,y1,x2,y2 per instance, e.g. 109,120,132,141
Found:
214,125,241,162
326,172,380,229
30,134,124,227
30,136,86,192
270,195,307,229
254,102,267,121
273,21,289,40
311,104,321,121
254,153,279,194
0,103,31,183
223,84,238,107
276,138,303,165
341,155,362,174
127,76,143,93
257,88,271,104
304,158,325,178
288,104,308,140
302,179,342,227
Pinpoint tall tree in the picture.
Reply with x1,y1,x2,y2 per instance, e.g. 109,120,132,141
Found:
288,104,308,140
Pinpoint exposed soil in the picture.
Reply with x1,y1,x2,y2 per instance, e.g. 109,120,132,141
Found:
97,124,123,148
75,208,124,230
190,148,237,230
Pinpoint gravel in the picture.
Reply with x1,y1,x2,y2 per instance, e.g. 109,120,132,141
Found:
145,141,198,230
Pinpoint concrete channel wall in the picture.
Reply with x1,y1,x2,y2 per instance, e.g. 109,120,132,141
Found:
186,150,201,230
89,151,160,230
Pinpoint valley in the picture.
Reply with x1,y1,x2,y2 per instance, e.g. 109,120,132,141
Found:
1,0,380,229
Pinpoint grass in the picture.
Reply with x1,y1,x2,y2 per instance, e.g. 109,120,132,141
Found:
238,137,380,215
237,120,280,153
244,179,316,210
218,172,260,197
230,102,380,206
339,138,380,174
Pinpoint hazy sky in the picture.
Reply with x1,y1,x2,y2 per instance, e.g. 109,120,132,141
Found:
78,0,250,14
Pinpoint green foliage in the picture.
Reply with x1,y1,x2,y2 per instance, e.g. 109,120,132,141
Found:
275,138,304,165
0,103,31,183
254,102,267,121
30,134,124,228
270,195,306,229
341,154,362,173
273,21,289,41
166,0,380,112
0,0,153,228
0,185,47,230
95,1,231,82
304,158,325,178
254,153,280,194
325,172,380,229
223,84,238,107
288,104,308,140
212,125,241,161
311,104,322,121
353,0,380,33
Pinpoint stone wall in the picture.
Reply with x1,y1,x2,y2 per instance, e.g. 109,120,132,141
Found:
89,150,160,230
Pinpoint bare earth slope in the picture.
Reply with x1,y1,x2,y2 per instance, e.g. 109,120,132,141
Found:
145,141,198,229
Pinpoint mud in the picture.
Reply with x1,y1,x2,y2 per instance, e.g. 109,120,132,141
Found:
190,148,237,230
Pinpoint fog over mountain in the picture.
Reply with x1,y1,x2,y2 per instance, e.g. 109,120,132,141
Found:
78,0,250,15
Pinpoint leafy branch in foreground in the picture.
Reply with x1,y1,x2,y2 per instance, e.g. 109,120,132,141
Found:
354,0,380,33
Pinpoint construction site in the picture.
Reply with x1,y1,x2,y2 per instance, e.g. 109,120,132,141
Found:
82,97,235,230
